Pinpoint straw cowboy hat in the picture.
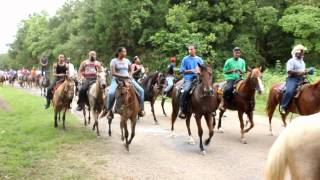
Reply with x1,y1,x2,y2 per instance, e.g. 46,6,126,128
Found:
291,44,307,57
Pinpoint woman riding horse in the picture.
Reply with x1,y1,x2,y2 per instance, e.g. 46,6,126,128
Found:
45,54,69,109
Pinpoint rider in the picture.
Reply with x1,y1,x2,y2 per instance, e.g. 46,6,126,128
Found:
40,56,48,76
106,47,145,119
131,56,145,82
219,47,246,111
280,44,311,114
162,56,177,97
45,54,69,109
178,45,204,119
76,51,102,111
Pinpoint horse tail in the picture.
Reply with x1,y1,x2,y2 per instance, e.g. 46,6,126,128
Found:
266,86,279,118
265,130,288,180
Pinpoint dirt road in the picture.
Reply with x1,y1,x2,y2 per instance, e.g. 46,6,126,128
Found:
22,86,285,180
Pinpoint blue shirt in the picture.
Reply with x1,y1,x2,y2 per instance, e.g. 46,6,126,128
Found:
286,57,305,75
179,55,204,79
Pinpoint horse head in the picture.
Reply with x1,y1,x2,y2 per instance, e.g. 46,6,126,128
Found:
63,77,75,99
199,63,213,97
247,66,264,95
116,79,132,107
96,67,107,89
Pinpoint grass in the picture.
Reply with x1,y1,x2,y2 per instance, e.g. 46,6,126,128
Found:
0,86,96,179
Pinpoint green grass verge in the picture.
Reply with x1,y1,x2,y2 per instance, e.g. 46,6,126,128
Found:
0,86,96,179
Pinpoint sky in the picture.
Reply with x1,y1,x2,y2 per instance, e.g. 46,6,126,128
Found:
0,0,66,54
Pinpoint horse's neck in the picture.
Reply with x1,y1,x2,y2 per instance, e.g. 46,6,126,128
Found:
95,81,104,98
239,77,256,98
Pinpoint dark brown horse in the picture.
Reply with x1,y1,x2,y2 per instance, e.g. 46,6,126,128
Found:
52,77,75,129
216,67,264,144
266,79,320,136
141,72,165,124
170,64,220,154
161,76,181,117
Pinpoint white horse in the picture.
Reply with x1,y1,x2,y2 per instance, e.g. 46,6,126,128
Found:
265,113,320,180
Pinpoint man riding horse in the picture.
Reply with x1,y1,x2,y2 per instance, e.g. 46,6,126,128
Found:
105,47,145,119
279,44,311,115
45,54,69,109
178,45,204,119
76,51,102,111
219,47,246,111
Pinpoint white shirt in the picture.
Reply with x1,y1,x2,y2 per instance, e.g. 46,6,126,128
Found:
68,63,76,78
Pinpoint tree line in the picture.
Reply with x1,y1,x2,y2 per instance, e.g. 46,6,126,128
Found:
1,0,320,72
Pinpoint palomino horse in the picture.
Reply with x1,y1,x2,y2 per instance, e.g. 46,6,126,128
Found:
52,77,75,129
265,113,320,180
266,79,320,136
171,64,220,154
39,75,50,96
140,72,165,124
216,67,264,144
85,69,107,136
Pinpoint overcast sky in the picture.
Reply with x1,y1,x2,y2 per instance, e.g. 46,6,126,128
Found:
0,0,66,54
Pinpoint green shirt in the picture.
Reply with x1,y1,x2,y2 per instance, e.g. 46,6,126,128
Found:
223,57,246,80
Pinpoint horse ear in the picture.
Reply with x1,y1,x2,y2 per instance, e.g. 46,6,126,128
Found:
259,65,265,73
247,66,252,72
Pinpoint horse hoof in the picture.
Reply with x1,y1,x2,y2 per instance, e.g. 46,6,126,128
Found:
217,128,224,133
269,132,274,136
204,139,211,146
187,137,195,145
154,121,159,125
168,132,176,138
241,138,247,144
200,150,206,156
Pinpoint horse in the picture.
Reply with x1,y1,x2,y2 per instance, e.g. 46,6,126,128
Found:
170,64,220,154
52,77,75,129
0,75,5,86
85,69,107,136
8,73,17,86
216,67,264,144
140,72,166,124
39,75,50,96
266,79,320,136
265,113,320,180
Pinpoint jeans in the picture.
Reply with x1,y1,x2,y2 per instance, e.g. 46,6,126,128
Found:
77,78,96,105
223,79,237,101
164,76,175,93
179,78,194,112
280,76,304,110
107,78,144,111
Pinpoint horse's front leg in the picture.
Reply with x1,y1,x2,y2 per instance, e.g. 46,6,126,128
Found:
62,108,67,130
186,113,195,145
238,111,247,144
93,111,100,136
195,114,205,155
82,107,87,126
161,97,167,116
54,109,58,128
204,114,214,146
243,111,254,133
128,115,137,145
151,100,159,125
217,109,226,133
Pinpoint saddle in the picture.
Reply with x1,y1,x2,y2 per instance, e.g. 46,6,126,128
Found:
276,81,309,98
216,79,242,96
179,77,199,95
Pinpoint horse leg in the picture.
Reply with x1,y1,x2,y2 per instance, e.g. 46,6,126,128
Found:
217,109,225,133
204,114,214,146
54,109,58,128
243,111,254,133
238,111,247,144
62,108,67,130
123,118,130,151
88,108,91,125
128,115,137,145
58,112,61,122
161,97,167,116
195,115,205,155
170,99,179,138
151,100,158,125
120,117,125,142
92,111,100,136
108,116,113,136
186,113,195,145
83,108,87,126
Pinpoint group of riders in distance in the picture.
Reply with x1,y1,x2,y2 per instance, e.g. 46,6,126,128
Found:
0,44,316,150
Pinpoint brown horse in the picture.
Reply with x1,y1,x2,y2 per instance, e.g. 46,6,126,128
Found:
266,79,320,136
86,69,107,136
216,67,264,144
170,64,220,154
265,113,320,180
52,77,75,129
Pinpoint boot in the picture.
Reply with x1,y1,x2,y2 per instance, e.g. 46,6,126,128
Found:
44,98,50,109
138,110,145,117
107,110,114,119
178,107,186,119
